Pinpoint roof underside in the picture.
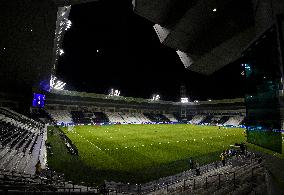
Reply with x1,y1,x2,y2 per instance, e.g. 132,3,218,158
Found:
134,0,256,75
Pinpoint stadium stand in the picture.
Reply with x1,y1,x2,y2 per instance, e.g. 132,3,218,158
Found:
216,116,230,125
92,112,109,123
103,152,267,195
119,112,141,124
134,113,152,123
0,108,46,175
31,109,51,124
209,115,222,125
0,107,278,194
199,115,214,124
143,113,170,123
0,168,99,194
223,116,245,126
47,110,73,125
164,114,178,122
70,111,92,125
105,112,126,124
189,115,206,124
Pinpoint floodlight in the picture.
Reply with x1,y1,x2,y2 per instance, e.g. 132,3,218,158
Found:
56,82,66,90
50,75,66,90
181,98,189,103
54,82,63,89
59,49,64,56
50,76,57,88
152,94,160,101
65,20,72,30
109,88,120,96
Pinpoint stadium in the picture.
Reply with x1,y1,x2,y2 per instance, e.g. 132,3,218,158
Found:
0,0,284,194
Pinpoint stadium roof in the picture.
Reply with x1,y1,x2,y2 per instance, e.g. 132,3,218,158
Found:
50,89,245,106
53,0,98,6
134,0,255,75
1,0,282,94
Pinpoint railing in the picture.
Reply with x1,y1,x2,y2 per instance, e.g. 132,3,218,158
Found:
145,163,263,195
0,152,263,194
102,153,262,194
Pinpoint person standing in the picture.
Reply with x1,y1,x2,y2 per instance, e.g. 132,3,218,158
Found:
35,160,42,175
220,151,226,166
195,162,200,176
189,157,194,169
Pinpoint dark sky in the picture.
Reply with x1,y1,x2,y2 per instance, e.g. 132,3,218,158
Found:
57,0,244,101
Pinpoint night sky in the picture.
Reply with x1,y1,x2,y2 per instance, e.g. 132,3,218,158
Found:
57,0,244,101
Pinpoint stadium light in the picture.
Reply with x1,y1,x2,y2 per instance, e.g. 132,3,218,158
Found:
50,75,66,90
152,94,160,101
65,20,72,30
181,97,189,103
59,49,64,56
54,82,66,90
109,88,120,96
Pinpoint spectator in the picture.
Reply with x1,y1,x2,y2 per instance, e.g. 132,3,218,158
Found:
220,151,226,166
35,160,42,175
240,143,246,155
189,157,194,169
99,183,108,195
195,162,200,176
228,149,232,156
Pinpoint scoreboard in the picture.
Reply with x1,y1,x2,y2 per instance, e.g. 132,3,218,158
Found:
32,93,45,108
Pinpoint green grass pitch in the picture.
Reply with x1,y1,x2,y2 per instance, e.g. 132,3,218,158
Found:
47,124,246,184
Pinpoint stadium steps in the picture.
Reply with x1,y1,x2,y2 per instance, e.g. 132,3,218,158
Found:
5,152,24,172
22,133,44,175
179,162,264,195
16,153,32,173
1,151,25,172
145,154,262,195
0,147,10,159
0,149,17,170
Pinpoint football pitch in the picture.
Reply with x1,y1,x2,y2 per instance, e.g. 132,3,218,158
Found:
47,124,245,184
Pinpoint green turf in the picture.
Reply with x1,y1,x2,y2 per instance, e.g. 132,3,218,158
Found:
47,124,246,184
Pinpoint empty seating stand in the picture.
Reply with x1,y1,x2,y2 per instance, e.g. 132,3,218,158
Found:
92,112,109,123
189,115,206,124
70,111,92,125
164,114,178,122
0,108,45,175
47,110,73,125
223,116,245,126
199,115,214,124
143,113,170,123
